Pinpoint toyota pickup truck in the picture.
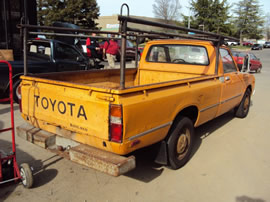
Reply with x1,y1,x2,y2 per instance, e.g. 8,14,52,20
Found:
17,14,255,175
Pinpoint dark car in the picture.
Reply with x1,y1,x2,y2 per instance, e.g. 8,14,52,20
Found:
0,38,90,102
251,44,263,50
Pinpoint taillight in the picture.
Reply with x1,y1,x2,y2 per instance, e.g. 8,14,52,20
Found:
109,104,123,143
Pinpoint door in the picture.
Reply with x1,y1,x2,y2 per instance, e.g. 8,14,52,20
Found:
249,53,260,71
54,42,88,71
217,48,244,116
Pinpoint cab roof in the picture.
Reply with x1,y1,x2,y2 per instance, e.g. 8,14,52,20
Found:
147,39,214,46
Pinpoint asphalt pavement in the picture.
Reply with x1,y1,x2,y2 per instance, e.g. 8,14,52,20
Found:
0,49,270,202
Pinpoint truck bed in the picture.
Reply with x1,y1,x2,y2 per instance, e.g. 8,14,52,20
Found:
24,67,206,91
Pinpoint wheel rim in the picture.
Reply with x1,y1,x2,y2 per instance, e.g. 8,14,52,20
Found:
243,94,250,113
20,168,27,185
176,127,191,160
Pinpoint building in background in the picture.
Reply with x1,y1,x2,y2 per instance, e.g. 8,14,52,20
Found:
96,15,168,33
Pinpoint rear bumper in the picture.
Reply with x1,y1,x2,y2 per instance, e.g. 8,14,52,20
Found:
16,123,136,176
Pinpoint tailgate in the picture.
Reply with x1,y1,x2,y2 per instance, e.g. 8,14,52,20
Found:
20,78,111,141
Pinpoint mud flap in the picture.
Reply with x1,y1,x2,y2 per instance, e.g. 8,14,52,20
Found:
154,141,168,165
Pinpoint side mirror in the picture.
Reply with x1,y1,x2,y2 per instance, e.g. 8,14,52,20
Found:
76,56,84,62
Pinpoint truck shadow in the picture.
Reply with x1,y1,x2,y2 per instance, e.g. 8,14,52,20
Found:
236,195,265,202
191,110,235,159
125,143,165,182
125,110,235,183
0,139,59,200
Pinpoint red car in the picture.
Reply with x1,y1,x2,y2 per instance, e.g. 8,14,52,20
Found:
249,53,262,72
231,51,246,70
231,51,262,72
242,41,253,46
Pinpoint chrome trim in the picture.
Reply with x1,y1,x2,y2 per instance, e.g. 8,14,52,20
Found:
220,93,242,104
200,103,219,112
200,93,242,112
129,122,172,141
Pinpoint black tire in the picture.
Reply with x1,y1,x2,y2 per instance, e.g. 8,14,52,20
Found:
12,79,21,104
235,89,251,118
116,54,121,62
20,163,34,188
137,53,141,61
256,67,262,73
167,116,195,170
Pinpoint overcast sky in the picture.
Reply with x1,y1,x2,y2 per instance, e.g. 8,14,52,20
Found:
96,0,270,18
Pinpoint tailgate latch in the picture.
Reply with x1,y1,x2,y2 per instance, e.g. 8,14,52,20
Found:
96,95,115,102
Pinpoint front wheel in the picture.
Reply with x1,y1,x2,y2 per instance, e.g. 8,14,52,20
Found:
20,163,34,188
256,67,262,73
167,116,195,169
235,89,251,118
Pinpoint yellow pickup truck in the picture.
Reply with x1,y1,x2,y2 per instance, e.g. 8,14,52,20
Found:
17,15,255,174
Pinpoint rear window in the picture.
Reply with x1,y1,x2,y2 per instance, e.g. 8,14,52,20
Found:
28,41,51,59
146,44,209,65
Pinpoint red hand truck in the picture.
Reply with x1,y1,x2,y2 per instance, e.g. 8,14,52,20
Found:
0,60,33,188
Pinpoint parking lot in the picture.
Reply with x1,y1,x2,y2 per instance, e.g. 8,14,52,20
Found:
0,49,270,202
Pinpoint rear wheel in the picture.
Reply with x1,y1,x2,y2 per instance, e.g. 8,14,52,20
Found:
167,116,194,169
235,89,251,118
12,79,21,104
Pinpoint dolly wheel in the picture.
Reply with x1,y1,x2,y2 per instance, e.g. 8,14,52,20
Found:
20,163,33,188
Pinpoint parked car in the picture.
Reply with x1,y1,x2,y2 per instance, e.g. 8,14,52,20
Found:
251,44,263,50
242,41,253,46
81,39,140,62
231,50,246,70
0,38,91,102
226,41,238,46
249,53,262,72
100,39,140,62
263,41,270,48
231,51,262,73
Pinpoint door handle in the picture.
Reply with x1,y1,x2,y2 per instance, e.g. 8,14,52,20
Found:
225,76,230,81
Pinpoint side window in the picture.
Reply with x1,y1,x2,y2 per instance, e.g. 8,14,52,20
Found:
55,43,82,61
220,48,238,73
147,46,167,62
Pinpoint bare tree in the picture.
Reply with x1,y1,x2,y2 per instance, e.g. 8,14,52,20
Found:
152,0,181,21
266,13,270,40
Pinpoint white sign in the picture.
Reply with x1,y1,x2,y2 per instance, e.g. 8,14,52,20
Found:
106,24,119,29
